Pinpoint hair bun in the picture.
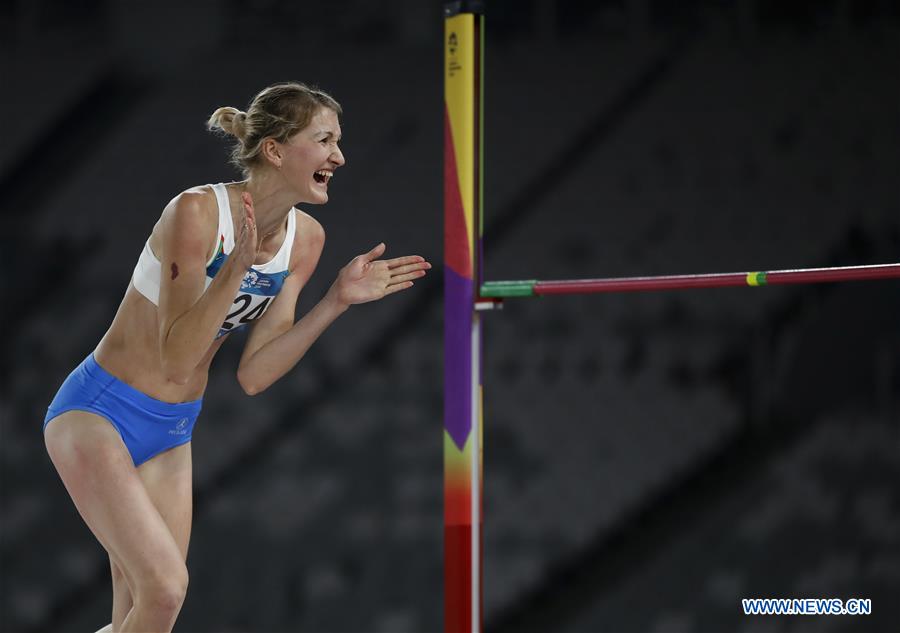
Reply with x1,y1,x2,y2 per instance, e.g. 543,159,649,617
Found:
231,111,247,140
207,106,247,141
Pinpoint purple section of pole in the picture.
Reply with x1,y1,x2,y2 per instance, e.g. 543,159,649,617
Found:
445,266,473,451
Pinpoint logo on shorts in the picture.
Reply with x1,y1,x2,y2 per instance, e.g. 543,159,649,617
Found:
169,417,189,436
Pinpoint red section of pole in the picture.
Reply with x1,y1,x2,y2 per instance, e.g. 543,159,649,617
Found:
444,525,472,633
532,264,900,296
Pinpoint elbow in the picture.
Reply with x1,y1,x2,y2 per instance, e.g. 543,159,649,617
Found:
241,382,262,397
237,369,266,396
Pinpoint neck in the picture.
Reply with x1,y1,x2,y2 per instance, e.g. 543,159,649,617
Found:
240,171,296,240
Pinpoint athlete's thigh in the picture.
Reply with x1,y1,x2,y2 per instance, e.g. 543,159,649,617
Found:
44,411,184,580
107,442,193,621
137,442,194,559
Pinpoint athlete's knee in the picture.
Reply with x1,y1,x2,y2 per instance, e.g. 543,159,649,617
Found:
137,563,188,616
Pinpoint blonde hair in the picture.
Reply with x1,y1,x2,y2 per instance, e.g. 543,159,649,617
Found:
207,82,342,175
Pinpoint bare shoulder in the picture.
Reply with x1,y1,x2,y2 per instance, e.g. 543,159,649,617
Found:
151,186,219,259
295,208,326,243
290,209,326,269
162,185,218,224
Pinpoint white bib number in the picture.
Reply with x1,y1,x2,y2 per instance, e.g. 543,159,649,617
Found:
221,294,273,332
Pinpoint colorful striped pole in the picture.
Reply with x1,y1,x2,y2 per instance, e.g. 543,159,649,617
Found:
441,2,900,630
444,2,484,632
480,264,900,298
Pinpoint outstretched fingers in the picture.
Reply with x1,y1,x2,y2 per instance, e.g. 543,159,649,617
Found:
384,279,415,295
342,247,431,300
386,256,431,277
383,257,431,294
386,255,428,269
390,267,429,285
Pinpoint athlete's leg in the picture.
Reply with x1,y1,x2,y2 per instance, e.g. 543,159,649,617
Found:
103,443,192,632
138,441,193,560
45,411,189,633
109,556,133,632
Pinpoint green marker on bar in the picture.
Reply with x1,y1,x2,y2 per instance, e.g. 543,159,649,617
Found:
481,280,536,297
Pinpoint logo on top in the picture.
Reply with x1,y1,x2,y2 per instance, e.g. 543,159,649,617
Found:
240,270,273,290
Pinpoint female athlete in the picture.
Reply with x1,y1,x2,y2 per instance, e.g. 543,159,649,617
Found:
42,82,431,633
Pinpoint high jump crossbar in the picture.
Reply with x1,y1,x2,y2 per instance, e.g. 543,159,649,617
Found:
443,3,898,633
481,264,900,297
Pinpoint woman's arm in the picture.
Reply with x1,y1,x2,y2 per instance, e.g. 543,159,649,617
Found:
236,214,327,395
158,190,258,384
237,238,431,395
237,283,346,395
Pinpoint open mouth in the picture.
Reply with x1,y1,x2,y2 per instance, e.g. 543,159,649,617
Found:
313,170,333,185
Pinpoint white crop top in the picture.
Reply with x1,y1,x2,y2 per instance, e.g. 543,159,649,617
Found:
132,183,296,338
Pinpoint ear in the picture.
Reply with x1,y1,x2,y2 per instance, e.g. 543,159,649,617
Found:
260,138,283,169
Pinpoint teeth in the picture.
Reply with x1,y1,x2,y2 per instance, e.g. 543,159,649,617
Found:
315,170,333,180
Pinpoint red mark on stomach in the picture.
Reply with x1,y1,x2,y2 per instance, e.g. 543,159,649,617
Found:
171,262,179,280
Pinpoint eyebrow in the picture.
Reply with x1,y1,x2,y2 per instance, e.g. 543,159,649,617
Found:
317,130,342,141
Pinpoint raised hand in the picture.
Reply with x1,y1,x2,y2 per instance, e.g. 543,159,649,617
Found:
232,191,259,269
328,243,431,307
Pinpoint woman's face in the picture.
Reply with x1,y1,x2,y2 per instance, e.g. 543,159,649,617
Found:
280,107,345,204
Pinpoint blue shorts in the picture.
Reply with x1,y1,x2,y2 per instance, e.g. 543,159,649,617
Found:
44,353,203,467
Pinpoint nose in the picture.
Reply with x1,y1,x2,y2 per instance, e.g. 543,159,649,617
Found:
331,145,345,167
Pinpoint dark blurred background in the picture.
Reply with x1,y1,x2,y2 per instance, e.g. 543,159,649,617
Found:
2,1,899,632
